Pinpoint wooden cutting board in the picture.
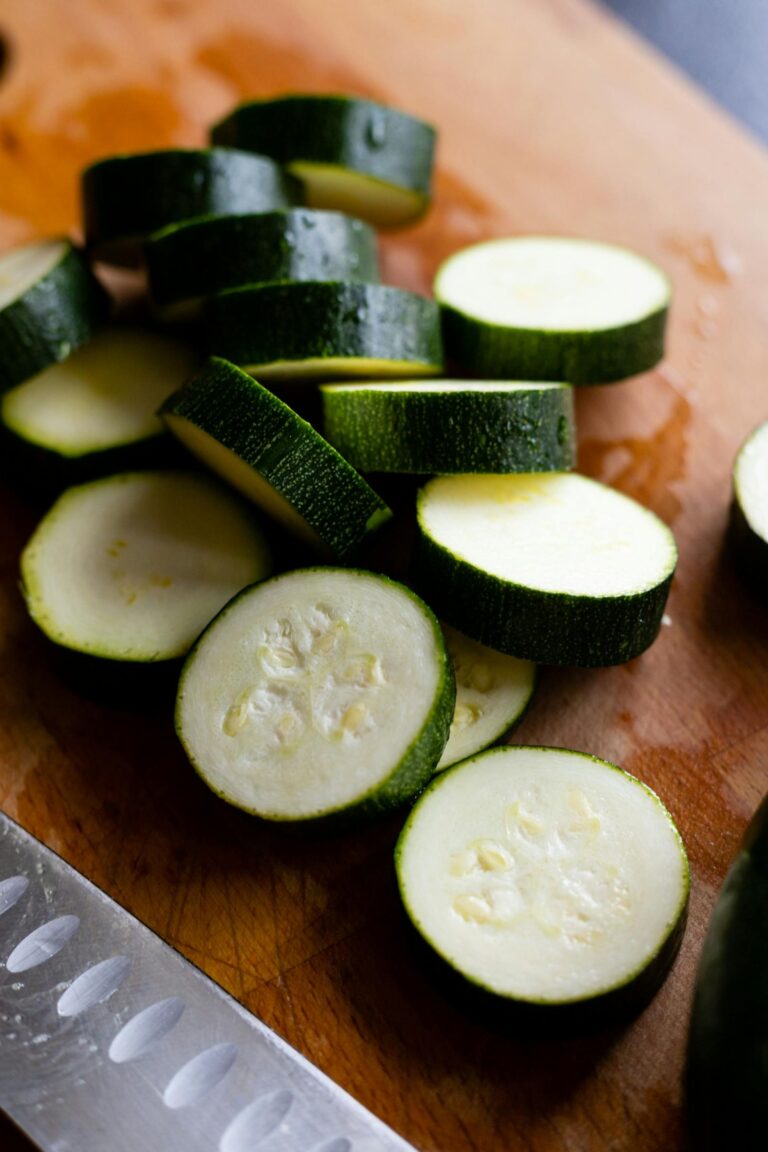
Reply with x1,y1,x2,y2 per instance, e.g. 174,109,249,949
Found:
2,1,768,1148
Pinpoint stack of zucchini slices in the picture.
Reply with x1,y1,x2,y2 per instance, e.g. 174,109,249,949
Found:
3,90,688,1024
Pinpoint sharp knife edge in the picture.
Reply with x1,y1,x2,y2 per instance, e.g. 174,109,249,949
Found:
0,811,417,1152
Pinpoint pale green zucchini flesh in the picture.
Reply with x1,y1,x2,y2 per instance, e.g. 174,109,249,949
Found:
20,471,272,662
176,568,455,823
415,472,677,666
435,237,670,384
437,625,536,771
1,327,197,459
396,745,689,1010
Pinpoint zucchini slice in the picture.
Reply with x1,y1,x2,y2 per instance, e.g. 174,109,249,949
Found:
396,746,689,1015
415,473,677,666
21,471,272,662
211,95,435,228
160,357,392,559
82,149,300,267
1,327,197,480
686,793,768,1149
206,281,444,381
434,237,670,384
176,568,454,823
321,380,575,474
0,238,109,393
730,420,768,588
146,209,379,322
437,625,535,772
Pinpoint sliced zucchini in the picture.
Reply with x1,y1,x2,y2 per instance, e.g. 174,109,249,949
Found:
415,473,677,666
437,625,535,772
82,149,300,267
211,95,435,228
146,209,380,322
1,327,197,480
20,471,272,662
396,746,689,1016
686,792,768,1150
321,380,575,474
176,568,454,823
0,238,109,393
730,420,768,589
435,237,670,384
206,282,443,381
160,357,391,559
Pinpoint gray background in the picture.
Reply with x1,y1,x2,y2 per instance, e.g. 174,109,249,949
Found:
602,0,768,143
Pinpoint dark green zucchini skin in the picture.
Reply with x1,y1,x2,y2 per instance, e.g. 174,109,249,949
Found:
0,244,110,393
146,209,379,317
413,520,674,667
686,795,768,1150
206,281,444,377
211,94,435,196
160,357,392,560
439,302,668,385
321,383,575,474
82,149,301,266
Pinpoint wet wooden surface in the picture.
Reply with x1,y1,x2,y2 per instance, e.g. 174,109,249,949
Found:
2,0,768,1149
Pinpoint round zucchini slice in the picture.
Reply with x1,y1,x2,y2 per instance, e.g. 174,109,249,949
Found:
146,209,380,322
160,357,391,559
176,568,455,823
82,149,301,267
415,472,677,666
0,238,109,393
321,380,575,474
731,420,768,589
434,237,670,384
437,625,535,772
21,471,272,662
211,95,436,228
1,327,197,482
396,745,689,1015
206,281,444,381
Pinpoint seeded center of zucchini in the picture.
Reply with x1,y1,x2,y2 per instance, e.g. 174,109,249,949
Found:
220,601,388,751
448,787,627,941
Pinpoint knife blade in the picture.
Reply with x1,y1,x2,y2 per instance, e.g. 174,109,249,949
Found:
0,811,416,1152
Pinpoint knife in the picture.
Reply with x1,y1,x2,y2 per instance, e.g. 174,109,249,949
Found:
0,811,416,1152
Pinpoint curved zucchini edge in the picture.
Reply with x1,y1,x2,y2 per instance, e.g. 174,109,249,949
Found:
175,567,456,828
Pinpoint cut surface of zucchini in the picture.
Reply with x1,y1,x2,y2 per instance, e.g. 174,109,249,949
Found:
21,471,271,662
176,568,454,822
415,473,677,666
396,746,689,1007
206,282,443,381
2,327,197,458
82,149,300,267
731,421,768,588
211,95,435,228
437,625,535,771
321,380,575,474
435,237,670,384
146,209,379,321
160,357,391,558
0,238,109,392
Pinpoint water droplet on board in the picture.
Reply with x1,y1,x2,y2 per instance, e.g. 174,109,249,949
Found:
365,110,387,149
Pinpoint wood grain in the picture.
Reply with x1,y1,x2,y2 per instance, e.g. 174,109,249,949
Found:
2,1,768,1148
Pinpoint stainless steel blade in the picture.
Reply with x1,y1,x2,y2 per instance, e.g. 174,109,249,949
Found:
0,811,416,1152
